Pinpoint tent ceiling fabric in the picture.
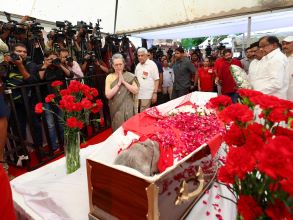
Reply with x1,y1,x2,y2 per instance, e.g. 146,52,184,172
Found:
115,0,293,34
132,9,293,39
1,0,293,36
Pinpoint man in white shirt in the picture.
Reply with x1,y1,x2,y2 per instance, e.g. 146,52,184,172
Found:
253,36,289,99
282,36,293,101
248,42,265,87
135,47,159,112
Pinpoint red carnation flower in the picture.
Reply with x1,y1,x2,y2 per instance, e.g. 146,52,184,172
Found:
280,178,293,195
218,165,235,184
91,99,103,113
224,123,246,146
218,146,256,183
237,89,263,98
45,94,55,103
250,94,281,109
81,98,92,109
265,199,292,220
100,117,105,126
67,80,82,93
267,107,288,123
90,88,99,97
59,95,76,111
257,136,293,179
80,84,91,94
51,80,63,87
60,89,69,96
35,103,43,114
274,126,293,140
207,95,232,111
218,103,254,124
237,195,263,220
66,117,83,129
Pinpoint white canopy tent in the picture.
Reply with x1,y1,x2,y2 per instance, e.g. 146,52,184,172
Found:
1,0,293,38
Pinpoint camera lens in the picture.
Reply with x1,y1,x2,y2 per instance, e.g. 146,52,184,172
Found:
10,53,20,61
52,58,61,65
66,57,73,63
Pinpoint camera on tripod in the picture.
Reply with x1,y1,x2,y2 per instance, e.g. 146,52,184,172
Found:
76,21,93,38
55,20,77,39
29,21,44,37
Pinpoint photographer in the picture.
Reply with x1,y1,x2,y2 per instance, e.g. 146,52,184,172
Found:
120,37,136,71
38,51,74,151
4,43,42,150
81,52,109,126
45,31,66,52
59,48,83,78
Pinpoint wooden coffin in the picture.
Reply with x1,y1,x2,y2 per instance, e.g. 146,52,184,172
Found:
86,142,217,220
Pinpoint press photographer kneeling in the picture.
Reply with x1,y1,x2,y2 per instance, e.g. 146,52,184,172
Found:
38,51,75,152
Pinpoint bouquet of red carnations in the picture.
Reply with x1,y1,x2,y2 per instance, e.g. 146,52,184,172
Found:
208,90,293,220
35,80,103,173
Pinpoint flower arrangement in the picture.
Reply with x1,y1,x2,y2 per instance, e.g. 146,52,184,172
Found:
208,89,293,220
35,80,103,173
230,65,252,89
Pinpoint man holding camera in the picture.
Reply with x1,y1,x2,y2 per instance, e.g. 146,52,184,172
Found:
81,52,109,126
59,48,84,78
39,51,74,151
5,43,43,151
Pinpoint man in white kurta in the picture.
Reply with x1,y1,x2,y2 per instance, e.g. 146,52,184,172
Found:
135,48,159,112
253,36,289,99
248,42,265,87
282,36,293,101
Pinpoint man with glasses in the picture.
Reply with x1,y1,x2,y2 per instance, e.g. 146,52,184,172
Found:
254,36,289,99
135,47,159,112
282,36,293,101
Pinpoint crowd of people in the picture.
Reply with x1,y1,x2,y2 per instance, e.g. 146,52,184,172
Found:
0,15,293,174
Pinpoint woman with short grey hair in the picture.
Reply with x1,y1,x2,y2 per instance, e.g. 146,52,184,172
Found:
105,53,139,131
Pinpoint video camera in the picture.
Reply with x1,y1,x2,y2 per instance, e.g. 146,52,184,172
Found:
54,20,77,38
29,21,44,36
91,19,102,44
76,21,93,37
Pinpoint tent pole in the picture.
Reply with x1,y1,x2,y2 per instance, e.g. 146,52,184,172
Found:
247,16,251,48
113,0,119,34
242,33,245,57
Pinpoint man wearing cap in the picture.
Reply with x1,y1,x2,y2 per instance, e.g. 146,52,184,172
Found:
282,36,293,101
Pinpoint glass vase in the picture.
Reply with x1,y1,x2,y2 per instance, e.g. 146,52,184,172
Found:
64,131,80,174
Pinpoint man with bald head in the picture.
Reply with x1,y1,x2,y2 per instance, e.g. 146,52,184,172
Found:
282,36,293,101
254,36,289,99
